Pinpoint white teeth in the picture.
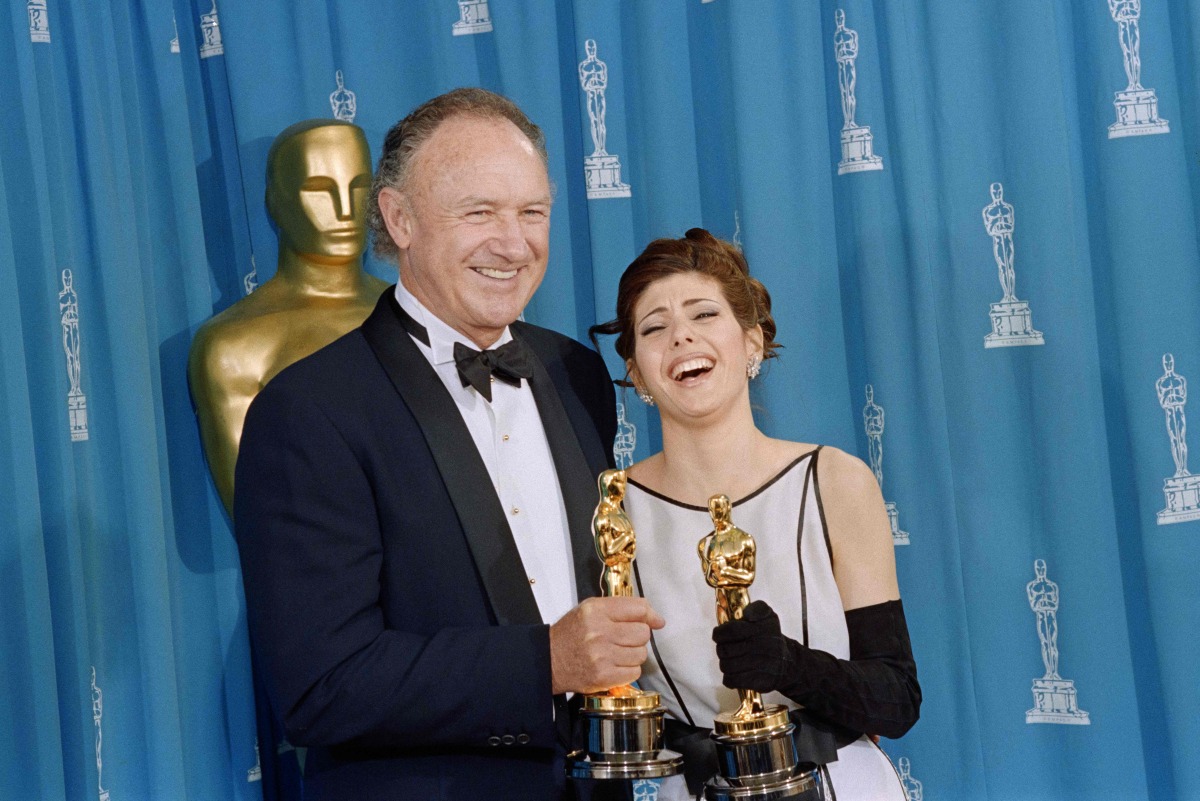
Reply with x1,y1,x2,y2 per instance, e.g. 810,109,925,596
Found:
671,358,714,381
476,267,518,280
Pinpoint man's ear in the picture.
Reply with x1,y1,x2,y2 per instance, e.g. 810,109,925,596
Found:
376,187,414,250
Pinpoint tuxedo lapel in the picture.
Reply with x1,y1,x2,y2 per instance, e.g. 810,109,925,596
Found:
514,326,606,603
361,293,541,627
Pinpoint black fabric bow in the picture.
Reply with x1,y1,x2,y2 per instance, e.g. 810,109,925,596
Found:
453,339,533,401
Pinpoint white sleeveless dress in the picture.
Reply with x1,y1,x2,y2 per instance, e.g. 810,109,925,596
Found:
625,449,906,801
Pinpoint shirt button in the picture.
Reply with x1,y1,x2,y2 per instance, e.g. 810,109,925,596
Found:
487,736,501,746
529,578,536,585
511,507,520,515
501,734,515,746
517,733,531,745
502,434,510,441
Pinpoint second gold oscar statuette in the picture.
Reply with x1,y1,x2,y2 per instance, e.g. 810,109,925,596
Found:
698,495,818,800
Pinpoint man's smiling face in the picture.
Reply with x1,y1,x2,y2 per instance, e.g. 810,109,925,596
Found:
385,114,552,348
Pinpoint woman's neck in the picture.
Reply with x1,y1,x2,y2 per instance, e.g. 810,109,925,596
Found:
652,404,775,506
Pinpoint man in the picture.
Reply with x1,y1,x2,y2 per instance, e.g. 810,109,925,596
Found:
235,88,662,800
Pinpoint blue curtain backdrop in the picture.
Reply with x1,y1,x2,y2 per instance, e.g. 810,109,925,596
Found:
2,1,1197,799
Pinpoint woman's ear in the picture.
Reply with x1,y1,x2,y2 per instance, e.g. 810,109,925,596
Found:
626,359,643,392
745,324,765,360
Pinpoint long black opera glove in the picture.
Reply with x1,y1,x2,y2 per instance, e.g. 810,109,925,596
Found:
712,599,921,740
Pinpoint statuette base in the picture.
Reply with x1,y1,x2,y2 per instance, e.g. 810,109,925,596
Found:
706,705,809,796
585,691,661,713
585,155,631,199
885,501,908,545
984,300,1043,348
1026,678,1089,724
69,392,89,441
452,21,492,35
1109,89,1169,139
567,749,684,780
569,690,682,779
1158,473,1200,524
704,770,820,801
838,126,883,175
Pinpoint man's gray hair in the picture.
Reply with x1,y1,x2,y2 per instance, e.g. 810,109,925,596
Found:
367,87,549,262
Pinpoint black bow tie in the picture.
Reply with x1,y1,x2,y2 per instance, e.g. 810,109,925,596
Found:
453,339,533,402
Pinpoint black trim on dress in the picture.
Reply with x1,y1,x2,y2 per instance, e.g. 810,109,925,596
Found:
625,449,820,511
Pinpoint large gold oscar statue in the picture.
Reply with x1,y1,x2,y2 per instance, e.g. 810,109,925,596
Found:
188,120,387,513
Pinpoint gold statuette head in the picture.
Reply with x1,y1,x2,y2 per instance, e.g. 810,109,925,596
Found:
266,120,371,262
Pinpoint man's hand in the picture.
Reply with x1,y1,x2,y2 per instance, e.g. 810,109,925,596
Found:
549,597,665,695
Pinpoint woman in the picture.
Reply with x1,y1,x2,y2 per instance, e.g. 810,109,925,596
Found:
591,229,920,800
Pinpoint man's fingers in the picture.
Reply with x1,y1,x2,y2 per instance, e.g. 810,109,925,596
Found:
597,596,665,628
608,621,653,647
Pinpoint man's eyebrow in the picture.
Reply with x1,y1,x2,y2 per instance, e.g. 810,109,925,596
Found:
453,194,553,207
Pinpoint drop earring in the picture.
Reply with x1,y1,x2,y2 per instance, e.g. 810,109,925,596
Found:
746,354,763,380
636,387,655,406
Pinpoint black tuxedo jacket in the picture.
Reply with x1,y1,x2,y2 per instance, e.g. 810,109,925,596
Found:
235,291,617,800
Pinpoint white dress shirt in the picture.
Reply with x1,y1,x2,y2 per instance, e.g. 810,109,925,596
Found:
394,283,578,625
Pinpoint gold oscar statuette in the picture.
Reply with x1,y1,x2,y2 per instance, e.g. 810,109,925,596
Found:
698,495,817,801
567,470,683,781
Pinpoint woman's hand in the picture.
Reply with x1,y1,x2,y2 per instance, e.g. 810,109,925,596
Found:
711,600,794,692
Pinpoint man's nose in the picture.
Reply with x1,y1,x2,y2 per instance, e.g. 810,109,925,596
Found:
491,215,533,259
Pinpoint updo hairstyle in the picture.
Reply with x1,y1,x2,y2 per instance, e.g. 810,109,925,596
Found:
590,228,781,368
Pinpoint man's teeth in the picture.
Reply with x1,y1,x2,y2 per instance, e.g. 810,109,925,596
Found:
672,358,714,380
476,267,518,279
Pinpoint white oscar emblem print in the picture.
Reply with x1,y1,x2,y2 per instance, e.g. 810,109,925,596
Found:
614,402,637,469
199,1,224,59
834,9,883,175
169,13,180,53
897,757,923,801
243,256,259,296
1156,354,1200,523
579,39,631,199
452,0,493,35
60,270,89,442
329,71,357,123
732,211,743,249
981,183,1044,348
632,778,661,799
247,738,262,782
90,668,111,801
1107,0,1169,138
1025,560,1090,724
864,385,908,545
28,0,50,42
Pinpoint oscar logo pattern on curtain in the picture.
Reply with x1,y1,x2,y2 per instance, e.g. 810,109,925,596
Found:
1025,560,1090,725
980,183,1044,349
1156,354,1200,524
864,385,908,546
